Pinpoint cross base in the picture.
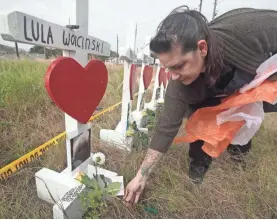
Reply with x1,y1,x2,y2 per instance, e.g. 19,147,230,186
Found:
35,154,124,219
100,126,133,151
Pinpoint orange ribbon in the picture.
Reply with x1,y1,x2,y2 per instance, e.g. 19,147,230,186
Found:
174,80,277,158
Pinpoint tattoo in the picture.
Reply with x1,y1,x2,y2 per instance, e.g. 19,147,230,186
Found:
139,149,164,178
141,166,151,177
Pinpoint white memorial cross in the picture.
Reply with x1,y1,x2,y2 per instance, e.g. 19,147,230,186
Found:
132,37,154,128
100,47,136,151
0,2,110,172
100,23,137,151
145,61,163,111
157,69,167,104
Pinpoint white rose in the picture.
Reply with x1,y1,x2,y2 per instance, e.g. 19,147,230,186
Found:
92,152,105,165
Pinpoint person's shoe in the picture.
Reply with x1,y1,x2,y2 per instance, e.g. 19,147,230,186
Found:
227,142,251,170
230,154,247,170
188,161,209,184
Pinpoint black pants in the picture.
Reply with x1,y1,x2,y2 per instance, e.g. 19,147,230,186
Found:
188,98,277,166
189,139,252,167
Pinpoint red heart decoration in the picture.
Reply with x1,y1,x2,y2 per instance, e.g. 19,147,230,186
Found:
158,67,167,87
129,64,139,100
45,57,108,124
143,65,153,90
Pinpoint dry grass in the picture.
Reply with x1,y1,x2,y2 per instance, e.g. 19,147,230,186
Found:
1,59,277,218
0,59,123,218
96,113,277,219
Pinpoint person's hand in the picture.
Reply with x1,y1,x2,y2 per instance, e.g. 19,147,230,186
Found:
123,148,164,207
123,175,147,208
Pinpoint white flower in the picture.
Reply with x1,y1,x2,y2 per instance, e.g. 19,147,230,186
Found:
92,152,105,165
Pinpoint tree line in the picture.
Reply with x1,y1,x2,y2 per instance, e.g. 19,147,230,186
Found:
29,45,119,61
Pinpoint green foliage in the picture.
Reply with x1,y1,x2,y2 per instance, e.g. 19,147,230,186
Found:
29,45,45,54
143,105,163,131
142,108,156,131
0,60,49,111
126,105,164,151
110,50,119,58
127,121,149,150
29,45,62,58
77,173,121,219
106,182,121,196
93,50,119,61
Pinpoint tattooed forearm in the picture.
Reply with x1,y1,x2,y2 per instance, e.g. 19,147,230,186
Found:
141,166,151,177
137,149,164,179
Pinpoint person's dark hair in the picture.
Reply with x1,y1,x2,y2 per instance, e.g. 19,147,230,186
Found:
150,6,224,86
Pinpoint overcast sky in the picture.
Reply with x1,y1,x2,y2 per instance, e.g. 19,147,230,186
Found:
0,0,276,53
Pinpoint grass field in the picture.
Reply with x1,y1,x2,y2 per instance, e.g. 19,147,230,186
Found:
0,59,277,218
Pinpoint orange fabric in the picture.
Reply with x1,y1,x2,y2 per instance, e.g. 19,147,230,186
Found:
173,80,277,158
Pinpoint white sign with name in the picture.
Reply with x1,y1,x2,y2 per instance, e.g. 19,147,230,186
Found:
0,11,110,56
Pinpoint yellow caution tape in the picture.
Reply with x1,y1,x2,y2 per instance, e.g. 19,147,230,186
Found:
89,101,122,122
0,132,66,181
0,101,122,181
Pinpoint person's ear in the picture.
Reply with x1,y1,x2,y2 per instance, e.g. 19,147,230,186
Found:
197,40,208,57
